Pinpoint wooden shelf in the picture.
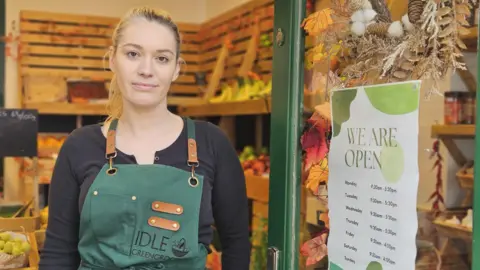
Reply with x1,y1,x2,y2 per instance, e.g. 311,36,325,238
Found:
178,95,320,117
431,124,475,138
431,124,475,166
178,99,271,117
23,97,205,116
24,102,107,115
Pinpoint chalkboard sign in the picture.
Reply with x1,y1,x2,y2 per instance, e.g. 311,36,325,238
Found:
0,109,38,157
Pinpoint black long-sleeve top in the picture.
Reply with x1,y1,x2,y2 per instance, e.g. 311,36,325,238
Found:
38,120,251,269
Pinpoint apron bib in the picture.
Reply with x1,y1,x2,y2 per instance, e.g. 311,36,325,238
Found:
77,118,207,270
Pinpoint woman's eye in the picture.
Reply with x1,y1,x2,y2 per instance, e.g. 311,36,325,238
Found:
157,56,169,63
126,51,139,58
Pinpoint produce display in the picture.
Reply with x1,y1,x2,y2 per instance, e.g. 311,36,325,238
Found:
238,146,270,177
0,232,31,256
40,206,49,230
0,231,31,269
37,135,67,158
208,75,272,103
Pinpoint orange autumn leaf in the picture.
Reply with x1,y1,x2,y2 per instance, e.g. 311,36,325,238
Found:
206,245,222,270
301,113,330,171
319,211,330,229
300,232,328,266
301,8,334,36
305,160,329,194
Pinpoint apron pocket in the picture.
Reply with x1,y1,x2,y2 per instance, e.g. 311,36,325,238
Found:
89,192,137,256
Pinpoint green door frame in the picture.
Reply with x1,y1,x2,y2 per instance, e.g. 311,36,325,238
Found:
472,26,480,270
0,0,4,107
267,0,306,269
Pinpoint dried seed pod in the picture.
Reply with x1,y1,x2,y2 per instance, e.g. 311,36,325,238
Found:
438,16,454,25
456,38,468,50
456,4,471,16
457,25,471,35
393,70,408,79
408,0,425,23
456,15,470,26
441,38,454,46
436,7,452,17
439,24,454,38
400,61,415,71
440,46,452,52
366,22,390,36
404,50,421,62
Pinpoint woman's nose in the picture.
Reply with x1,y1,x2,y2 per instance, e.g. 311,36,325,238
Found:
137,59,153,77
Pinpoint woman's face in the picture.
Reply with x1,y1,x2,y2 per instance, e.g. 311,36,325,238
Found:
110,18,180,108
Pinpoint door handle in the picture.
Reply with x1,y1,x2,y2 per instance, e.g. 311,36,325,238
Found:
267,246,280,270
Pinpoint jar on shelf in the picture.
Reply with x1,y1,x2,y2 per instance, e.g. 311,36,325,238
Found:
462,91,476,124
444,91,462,125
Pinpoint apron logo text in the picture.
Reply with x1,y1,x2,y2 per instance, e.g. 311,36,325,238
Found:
131,248,171,262
134,230,169,252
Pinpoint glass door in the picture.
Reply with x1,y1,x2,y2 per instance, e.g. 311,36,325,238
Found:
268,1,480,270
267,0,306,269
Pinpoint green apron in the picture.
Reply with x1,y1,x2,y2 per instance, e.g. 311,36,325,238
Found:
77,118,207,270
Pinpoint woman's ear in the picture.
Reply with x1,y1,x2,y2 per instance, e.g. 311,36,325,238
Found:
172,57,183,82
108,47,115,72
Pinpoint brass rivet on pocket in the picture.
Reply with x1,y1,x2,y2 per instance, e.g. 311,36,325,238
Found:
176,207,181,213
132,196,137,201
173,223,178,228
150,219,156,224
93,191,98,195
154,204,159,209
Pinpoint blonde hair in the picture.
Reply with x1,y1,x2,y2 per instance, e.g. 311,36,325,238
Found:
105,7,182,123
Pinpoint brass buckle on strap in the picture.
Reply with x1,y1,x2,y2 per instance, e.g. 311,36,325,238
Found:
106,157,117,175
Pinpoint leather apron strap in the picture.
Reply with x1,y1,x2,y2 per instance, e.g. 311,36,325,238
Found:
104,118,199,182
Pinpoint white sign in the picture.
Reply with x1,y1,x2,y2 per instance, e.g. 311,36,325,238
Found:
327,81,421,270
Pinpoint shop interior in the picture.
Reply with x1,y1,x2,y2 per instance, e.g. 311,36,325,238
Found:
0,0,478,269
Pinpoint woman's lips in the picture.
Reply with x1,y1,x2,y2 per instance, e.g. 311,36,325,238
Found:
132,82,158,91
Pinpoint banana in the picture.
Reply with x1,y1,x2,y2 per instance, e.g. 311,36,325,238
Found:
234,84,251,101
248,80,264,99
209,84,232,103
256,79,272,97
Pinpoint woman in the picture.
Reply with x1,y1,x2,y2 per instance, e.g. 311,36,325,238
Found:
39,6,250,270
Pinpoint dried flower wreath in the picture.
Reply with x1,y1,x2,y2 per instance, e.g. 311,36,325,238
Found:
302,0,477,97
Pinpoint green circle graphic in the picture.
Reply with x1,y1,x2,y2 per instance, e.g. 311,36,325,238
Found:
329,262,344,270
364,82,420,115
366,261,383,270
379,139,404,183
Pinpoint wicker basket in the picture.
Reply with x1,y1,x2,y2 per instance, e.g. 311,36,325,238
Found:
415,240,441,270
0,231,30,269
456,162,474,189
433,219,472,241
456,162,474,206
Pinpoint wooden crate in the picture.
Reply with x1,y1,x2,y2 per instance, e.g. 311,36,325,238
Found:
18,10,203,108
199,0,274,89
0,216,41,233
18,10,117,108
